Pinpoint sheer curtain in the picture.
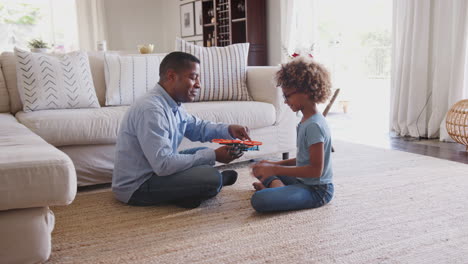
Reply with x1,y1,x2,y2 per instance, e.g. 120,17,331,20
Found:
75,0,108,51
391,0,468,140
280,0,317,62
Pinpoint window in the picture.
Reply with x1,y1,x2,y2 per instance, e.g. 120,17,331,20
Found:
315,0,392,81
313,0,392,140
0,0,79,52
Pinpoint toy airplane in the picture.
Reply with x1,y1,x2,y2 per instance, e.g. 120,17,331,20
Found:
212,139,263,156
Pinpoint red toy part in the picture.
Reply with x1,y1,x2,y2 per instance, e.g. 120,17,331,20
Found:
212,139,241,144
212,139,262,146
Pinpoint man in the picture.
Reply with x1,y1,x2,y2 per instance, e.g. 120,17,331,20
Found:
112,52,250,208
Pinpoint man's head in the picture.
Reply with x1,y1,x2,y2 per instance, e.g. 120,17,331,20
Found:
159,52,201,103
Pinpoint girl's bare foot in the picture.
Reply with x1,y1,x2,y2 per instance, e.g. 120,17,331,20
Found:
270,179,285,188
252,181,266,191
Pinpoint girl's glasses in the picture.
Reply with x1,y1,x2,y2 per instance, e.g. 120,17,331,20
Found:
282,90,299,101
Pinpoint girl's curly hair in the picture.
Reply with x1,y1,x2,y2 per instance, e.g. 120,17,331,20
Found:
275,58,332,104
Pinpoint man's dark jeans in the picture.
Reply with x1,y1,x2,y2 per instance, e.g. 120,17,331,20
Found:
128,147,222,206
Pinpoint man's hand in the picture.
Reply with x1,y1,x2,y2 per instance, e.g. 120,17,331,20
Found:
228,125,251,141
251,162,277,182
215,145,243,164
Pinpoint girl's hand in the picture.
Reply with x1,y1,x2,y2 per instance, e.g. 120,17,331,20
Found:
251,162,277,182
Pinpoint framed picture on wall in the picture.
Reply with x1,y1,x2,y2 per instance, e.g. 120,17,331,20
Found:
180,2,195,37
194,1,203,35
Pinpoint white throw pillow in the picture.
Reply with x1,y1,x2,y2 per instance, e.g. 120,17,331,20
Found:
104,53,167,106
175,38,251,101
14,48,100,112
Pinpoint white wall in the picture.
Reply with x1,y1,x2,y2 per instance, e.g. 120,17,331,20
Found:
103,0,161,52
104,0,282,65
157,1,180,52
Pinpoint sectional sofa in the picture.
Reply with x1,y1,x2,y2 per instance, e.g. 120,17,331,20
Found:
0,50,296,263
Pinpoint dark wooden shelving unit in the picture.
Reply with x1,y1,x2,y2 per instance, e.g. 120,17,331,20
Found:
201,0,267,66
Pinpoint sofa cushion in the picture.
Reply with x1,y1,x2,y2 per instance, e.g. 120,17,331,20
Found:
88,52,107,106
0,113,76,211
15,101,275,147
1,51,109,114
14,48,100,112
0,52,22,113
183,101,276,129
0,64,10,113
0,207,54,264
16,106,129,147
104,53,167,106
176,38,251,102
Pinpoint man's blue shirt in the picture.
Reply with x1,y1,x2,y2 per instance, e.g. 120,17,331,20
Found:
112,83,232,203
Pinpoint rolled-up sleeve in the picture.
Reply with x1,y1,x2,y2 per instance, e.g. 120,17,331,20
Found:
184,114,233,142
136,108,216,176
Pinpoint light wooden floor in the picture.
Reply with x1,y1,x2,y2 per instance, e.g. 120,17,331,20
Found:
327,112,468,165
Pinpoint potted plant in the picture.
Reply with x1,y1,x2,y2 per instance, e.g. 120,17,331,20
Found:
28,39,50,53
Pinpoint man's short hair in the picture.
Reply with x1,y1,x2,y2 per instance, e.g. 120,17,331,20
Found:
159,52,200,80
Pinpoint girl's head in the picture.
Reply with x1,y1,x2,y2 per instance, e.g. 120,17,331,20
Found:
275,58,332,112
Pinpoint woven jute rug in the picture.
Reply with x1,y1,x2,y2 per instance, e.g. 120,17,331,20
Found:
49,141,468,263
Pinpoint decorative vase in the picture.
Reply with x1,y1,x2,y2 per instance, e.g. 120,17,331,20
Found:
97,40,107,51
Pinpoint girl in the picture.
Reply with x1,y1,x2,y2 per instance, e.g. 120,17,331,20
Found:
251,58,334,212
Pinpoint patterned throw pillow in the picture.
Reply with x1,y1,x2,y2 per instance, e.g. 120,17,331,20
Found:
175,38,251,101
14,48,100,112
104,53,167,106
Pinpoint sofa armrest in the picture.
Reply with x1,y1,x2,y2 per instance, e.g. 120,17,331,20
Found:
0,113,77,211
246,66,290,124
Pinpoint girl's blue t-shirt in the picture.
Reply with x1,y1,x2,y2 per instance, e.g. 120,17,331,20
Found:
296,113,333,185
